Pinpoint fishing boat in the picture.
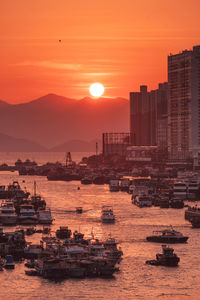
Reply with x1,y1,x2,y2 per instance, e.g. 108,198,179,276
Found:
31,181,46,211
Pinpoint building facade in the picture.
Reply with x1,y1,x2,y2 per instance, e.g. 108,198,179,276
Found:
130,85,156,146
102,132,131,156
130,83,168,150
168,45,200,162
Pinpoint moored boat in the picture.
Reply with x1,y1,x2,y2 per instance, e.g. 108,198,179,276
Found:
56,226,72,239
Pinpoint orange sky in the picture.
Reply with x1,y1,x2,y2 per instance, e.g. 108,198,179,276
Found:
1,0,200,103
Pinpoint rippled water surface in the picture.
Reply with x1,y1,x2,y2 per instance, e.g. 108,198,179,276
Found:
0,168,199,299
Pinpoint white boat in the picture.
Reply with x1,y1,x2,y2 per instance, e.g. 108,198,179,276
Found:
19,204,38,224
0,201,18,225
101,206,115,223
37,209,53,224
173,181,187,199
109,180,119,192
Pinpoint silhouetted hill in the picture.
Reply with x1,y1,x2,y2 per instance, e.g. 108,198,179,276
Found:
0,133,47,152
0,94,129,148
0,100,10,107
50,139,101,152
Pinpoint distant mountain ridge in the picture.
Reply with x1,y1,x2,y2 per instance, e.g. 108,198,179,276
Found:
0,93,129,149
0,132,47,152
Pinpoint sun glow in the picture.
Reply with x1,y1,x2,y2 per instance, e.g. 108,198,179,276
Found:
89,83,104,97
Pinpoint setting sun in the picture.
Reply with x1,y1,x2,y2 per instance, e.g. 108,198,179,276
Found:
89,83,104,97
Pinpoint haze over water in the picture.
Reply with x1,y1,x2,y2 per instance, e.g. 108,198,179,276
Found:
0,153,199,299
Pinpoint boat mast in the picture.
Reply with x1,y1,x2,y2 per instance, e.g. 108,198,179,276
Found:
34,181,36,196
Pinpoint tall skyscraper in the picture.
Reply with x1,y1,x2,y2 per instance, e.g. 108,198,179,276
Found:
130,85,156,146
168,45,200,161
130,84,168,148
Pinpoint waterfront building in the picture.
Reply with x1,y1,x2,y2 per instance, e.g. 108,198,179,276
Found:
102,132,131,156
168,45,200,164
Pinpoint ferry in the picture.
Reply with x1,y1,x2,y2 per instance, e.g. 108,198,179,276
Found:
19,204,38,224
0,201,18,225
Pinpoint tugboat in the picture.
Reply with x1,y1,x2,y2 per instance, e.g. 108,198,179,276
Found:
146,245,180,267
146,227,188,243
56,226,72,239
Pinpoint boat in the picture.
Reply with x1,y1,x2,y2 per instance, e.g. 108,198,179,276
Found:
56,226,72,239
133,195,152,208
31,181,46,211
146,245,180,267
190,216,200,228
4,255,15,269
185,205,200,221
101,206,115,223
76,207,83,214
35,257,67,278
146,228,188,243
158,197,170,208
120,179,130,192
187,180,199,200
19,204,38,224
81,176,93,185
37,208,53,224
170,198,184,209
24,244,43,259
109,180,119,192
173,181,187,199
0,201,18,225
24,258,35,268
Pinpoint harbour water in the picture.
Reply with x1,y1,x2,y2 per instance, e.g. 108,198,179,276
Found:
0,153,199,299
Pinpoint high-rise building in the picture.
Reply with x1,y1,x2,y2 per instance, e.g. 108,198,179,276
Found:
168,45,200,161
156,83,168,152
130,85,156,146
130,83,168,149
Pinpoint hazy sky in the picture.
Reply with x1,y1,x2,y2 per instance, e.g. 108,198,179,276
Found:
1,0,200,103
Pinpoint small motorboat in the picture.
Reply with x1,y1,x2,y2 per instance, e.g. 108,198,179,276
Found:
146,245,180,267
101,206,115,223
4,255,15,269
24,259,35,268
146,227,188,243
76,207,83,214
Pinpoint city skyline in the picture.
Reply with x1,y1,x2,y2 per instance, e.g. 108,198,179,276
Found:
1,0,200,103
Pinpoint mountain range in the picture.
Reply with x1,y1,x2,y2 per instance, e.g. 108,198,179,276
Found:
0,94,129,151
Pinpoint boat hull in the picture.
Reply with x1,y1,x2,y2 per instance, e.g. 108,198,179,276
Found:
146,236,188,243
